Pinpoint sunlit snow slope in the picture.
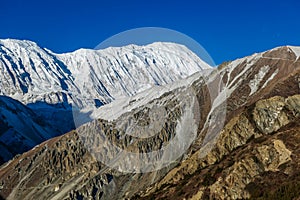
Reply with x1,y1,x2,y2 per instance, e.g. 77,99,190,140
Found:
0,39,210,107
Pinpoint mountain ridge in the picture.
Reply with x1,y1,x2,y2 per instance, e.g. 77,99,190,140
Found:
1,44,300,199
0,38,210,105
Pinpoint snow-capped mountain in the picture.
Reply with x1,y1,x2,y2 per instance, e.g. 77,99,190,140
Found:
0,39,77,104
0,39,210,107
0,39,210,132
0,39,211,162
58,42,211,102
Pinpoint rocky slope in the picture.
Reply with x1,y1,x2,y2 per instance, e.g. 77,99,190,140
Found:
137,95,300,200
1,45,300,200
135,46,300,200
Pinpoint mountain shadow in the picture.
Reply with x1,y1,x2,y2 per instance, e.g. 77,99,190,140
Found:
0,97,93,165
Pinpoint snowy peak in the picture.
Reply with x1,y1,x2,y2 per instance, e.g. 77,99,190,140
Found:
3,44,300,200
0,39,210,107
0,39,76,101
58,42,210,102
0,39,40,51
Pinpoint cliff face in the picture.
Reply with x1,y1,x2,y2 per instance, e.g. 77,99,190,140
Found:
138,95,300,200
1,46,300,200
134,47,300,200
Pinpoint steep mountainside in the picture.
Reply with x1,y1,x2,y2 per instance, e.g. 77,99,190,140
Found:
0,39,209,107
136,46,300,199
58,42,210,101
0,39,209,163
1,46,300,199
0,96,57,164
0,39,209,133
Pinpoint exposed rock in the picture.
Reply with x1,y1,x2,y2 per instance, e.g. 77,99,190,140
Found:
286,94,300,117
137,94,300,200
253,96,289,134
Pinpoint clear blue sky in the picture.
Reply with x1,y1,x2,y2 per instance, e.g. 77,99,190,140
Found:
1,0,300,64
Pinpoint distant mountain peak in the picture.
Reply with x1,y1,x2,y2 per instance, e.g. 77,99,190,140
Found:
0,38,210,106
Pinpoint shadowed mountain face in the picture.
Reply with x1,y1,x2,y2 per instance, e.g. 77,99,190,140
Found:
0,96,58,164
1,45,300,199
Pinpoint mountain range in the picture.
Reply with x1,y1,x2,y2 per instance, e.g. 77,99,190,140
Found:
0,39,208,163
1,40,300,199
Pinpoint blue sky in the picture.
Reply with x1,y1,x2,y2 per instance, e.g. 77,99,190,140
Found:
1,0,300,64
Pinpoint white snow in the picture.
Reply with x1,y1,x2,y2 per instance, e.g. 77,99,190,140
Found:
226,53,262,89
91,71,204,121
261,68,279,89
57,42,211,104
249,65,270,95
288,46,300,60
0,96,55,162
0,39,211,108
0,39,213,137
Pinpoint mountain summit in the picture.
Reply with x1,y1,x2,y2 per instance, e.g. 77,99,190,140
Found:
0,39,210,106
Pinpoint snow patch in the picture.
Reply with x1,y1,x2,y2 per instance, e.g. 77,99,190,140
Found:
249,65,270,95
227,53,262,89
289,46,300,60
91,72,203,121
261,68,279,89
